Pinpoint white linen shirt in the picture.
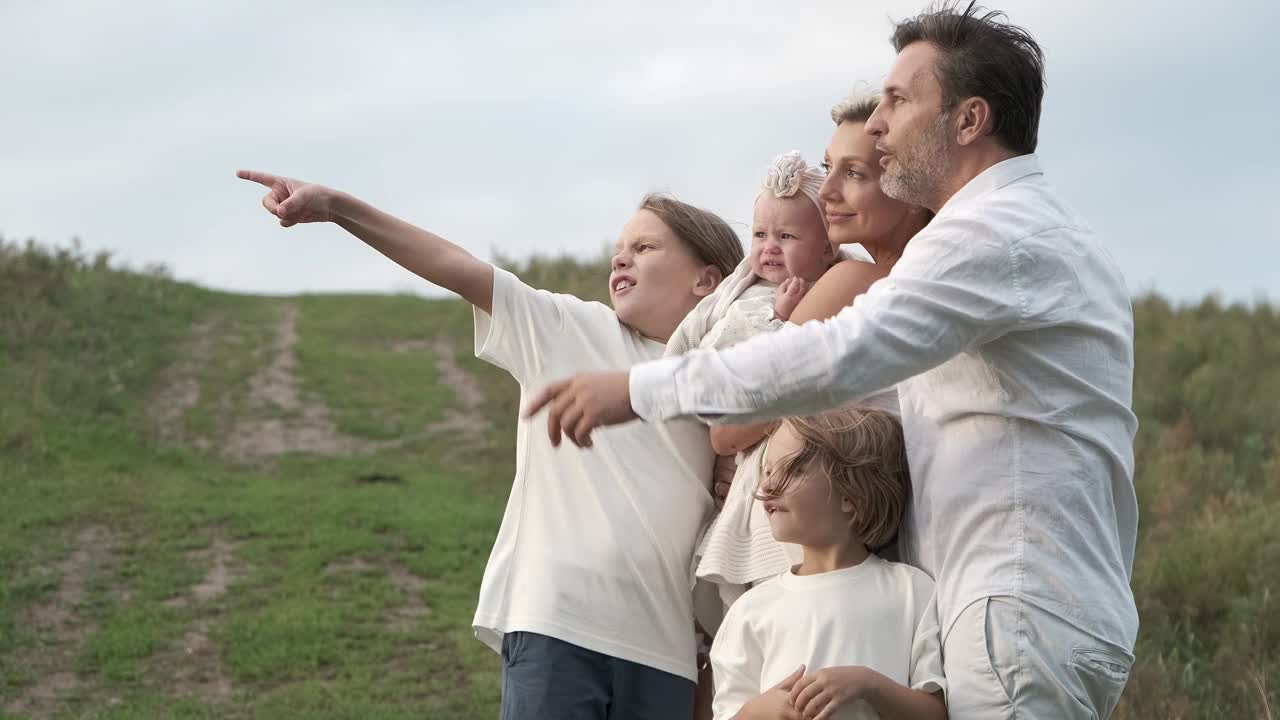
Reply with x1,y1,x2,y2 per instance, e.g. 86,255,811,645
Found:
630,154,1140,649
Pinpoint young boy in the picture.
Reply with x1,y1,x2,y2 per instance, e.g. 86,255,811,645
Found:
711,408,946,720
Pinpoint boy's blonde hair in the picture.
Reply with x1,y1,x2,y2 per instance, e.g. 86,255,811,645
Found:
756,407,910,549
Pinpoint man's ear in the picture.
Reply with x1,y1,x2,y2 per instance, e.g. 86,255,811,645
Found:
955,96,994,147
693,265,723,297
840,497,855,513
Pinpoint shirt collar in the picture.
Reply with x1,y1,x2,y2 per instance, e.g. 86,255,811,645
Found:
936,153,1043,218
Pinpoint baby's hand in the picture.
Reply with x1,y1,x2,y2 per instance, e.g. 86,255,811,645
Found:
773,277,812,321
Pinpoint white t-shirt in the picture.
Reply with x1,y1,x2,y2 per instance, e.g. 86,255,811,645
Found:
710,554,945,720
471,268,717,681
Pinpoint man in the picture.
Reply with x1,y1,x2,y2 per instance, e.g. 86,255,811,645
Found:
527,2,1139,717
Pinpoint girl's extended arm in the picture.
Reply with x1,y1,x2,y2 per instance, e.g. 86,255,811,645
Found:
238,170,494,313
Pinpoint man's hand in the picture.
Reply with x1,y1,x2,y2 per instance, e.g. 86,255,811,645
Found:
712,454,737,509
523,371,636,448
789,666,876,720
773,277,812,322
237,170,337,227
736,665,805,720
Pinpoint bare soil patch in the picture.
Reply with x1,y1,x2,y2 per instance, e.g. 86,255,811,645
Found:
4,526,115,718
394,338,491,445
155,536,243,702
322,557,434,632
148,315,221,442
225,305,385,460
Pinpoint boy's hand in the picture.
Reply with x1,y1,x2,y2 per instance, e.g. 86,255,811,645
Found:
789,666,876,720
773,278,812,322
237,170,337,227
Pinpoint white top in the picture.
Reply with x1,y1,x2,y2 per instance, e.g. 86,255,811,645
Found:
630,154,1140,650
697,285,783,350
472,268,716,681
691,287,797,625
710,555,945,720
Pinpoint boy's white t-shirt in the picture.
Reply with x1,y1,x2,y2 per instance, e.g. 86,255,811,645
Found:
710,554,945,720
471,268,717,682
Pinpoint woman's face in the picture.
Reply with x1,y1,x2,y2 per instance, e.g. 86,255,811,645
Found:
609,209,717,342
750,193,833,284
818,121,918,250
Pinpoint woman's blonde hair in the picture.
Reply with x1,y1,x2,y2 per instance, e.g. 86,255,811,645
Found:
757,407,910,549
830,93,881,126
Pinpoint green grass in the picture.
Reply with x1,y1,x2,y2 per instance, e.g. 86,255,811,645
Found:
1,238,1276,718
0,239,508,718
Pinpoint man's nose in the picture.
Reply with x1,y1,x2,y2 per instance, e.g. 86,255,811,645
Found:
865,102,888,137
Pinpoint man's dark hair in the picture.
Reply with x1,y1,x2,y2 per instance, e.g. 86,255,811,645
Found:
892,1,1045,154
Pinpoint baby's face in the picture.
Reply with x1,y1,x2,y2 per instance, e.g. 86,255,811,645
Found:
749,193,832,285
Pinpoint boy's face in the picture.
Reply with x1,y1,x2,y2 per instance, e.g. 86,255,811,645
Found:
761,423,854,547
749,194,832,285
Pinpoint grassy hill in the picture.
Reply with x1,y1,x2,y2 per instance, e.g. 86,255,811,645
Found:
0,238,1276,719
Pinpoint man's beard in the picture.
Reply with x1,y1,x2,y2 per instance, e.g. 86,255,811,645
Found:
880,112,952,208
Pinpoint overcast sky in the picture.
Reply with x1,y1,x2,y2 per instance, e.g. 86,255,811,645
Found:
2,0,1276,302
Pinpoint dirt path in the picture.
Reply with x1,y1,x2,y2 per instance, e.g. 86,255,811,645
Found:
4,526,115,718
152,305,491,461
157,537,243,701
224,305,385,460
385,562,434,632
323,557,434,632
148,315,221,443
392,338,491,446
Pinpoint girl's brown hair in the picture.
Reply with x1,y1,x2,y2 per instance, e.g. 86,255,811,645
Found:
757,407,910,549
638,193,743,280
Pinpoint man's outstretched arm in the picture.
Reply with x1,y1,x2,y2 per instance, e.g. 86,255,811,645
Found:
525,225,1024,447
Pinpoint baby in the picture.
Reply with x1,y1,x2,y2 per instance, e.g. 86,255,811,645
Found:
664,151,837,632
669,150,833,356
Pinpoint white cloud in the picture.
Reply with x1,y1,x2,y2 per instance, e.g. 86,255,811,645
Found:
0,0,1273,300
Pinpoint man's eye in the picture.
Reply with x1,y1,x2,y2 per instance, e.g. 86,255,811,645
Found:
820,162,832,174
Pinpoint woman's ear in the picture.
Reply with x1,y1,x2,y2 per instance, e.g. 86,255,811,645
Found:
693,265,723,297
840,497,855,513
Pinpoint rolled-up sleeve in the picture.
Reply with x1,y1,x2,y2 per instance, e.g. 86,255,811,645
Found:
631,218,1026,423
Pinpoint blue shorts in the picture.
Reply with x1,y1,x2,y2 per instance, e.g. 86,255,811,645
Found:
500,631,695,720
